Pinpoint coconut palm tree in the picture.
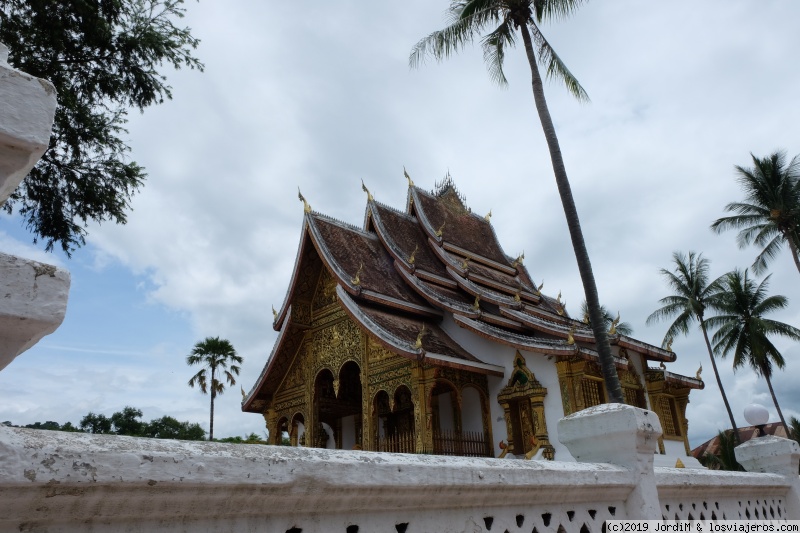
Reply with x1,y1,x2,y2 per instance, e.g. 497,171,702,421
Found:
410,0,623,403
711,151,800,275
705,269,800,430
646,252,739,441
578,300,633,336
187,336,242,440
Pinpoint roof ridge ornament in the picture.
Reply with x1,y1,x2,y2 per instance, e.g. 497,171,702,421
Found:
609,312,620,335
351,263,363,286
361,179,373,202
696,363,702,380
512,251,525,268
298,188,311,213
461,257,470,270
404,167,414,188
414,324,426,350
272,306,278,321
435,221,445,238
472,294,481,311
665,337,674,352
566,325,576,345
536,280,544,295
484,209,492,222
408,244,418,265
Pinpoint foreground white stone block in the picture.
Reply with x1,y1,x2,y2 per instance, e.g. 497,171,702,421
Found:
0,252,70,371
0,42,57,205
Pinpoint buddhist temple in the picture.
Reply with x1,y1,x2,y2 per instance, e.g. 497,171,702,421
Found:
242,174,703,462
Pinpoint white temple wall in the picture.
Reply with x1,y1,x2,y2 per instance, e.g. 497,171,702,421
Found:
461,386,483,433
341,415,356,450
440,313,573,460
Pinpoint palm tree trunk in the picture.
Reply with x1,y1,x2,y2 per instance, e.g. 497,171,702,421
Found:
786,235,800,275
518,24,623,404
764,372,787,430
700,320,740,443
210,367,216,440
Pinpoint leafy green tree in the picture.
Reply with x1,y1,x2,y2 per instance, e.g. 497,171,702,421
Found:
143,416,205,440
698,430,744,471
578,300,633,336
410,0,623,403
24,421,61,431
0,0,203,255
706,269,800,430
79,412,112,434
711,151,800,275
110,406,144,436
59,421,81,433
646,252,739,441
789,416,800,445
187,337,242,440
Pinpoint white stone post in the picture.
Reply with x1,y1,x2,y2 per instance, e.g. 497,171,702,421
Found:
558,403,663,519
736,436,800,519
0,42,69,372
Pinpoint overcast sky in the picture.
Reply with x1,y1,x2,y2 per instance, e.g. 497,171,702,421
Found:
1,1,799,448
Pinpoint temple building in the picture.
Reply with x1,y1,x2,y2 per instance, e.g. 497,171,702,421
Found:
242,175,703,463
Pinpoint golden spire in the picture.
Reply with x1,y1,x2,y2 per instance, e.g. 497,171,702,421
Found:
472,294,481,311
404,167,414,188
484,209,492,222
298,188,311,213
408,244,418,265
556,291,562,305
512,251,525,268
696,363,703,380
665,337,674,352
361,179,373,202
435,221,445,238
461,257,470,269
566,325,576,345
414,324,426,350
351,263,363,286
272,306,278,321
536,280,543,294
514,291,521,303
609,312,620,335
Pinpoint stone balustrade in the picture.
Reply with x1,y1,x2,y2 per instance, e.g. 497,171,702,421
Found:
1,404,798,532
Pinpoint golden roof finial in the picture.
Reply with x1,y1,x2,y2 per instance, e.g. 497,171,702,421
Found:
351,263,363,286
298,188,311,213
566,325,576,345
241,386,246,400
435,221,445,238
696,363,703,380
557,301,566,316
484,209,492,222
361,179,373,202
461,257,470,270
408,244,418,265
609,312,620,335
512,251,525,268
665,337,674,352
582,311,589,324
472,294,481,311
404,167,414,188
536,280,543,294
514,291,521,303
272,305,278,321
556,291,562,305
414,324,426,350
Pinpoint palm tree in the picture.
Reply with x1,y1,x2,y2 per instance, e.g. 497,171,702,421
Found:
187,337,242,440
705,269,800,430
410,0,623,403
578,300,633,336
711,151,800,275
698,430,744,472
646,252,739,441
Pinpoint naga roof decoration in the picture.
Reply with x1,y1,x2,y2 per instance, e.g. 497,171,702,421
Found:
246,175,700,412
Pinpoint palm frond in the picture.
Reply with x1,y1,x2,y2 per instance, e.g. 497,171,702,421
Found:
532,0,588,22
528,22,589,101
481,17,515,86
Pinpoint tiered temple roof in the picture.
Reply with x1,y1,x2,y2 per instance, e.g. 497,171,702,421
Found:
243,176,701,412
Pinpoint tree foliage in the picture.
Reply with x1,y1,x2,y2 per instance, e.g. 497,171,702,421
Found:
110,405,144,435
706,269,800,429
711,151,800,275
578,300,633,336
80,411,113,434
698,430,744,471
187,336,242,440
0,0,203,255
141,415,205,440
